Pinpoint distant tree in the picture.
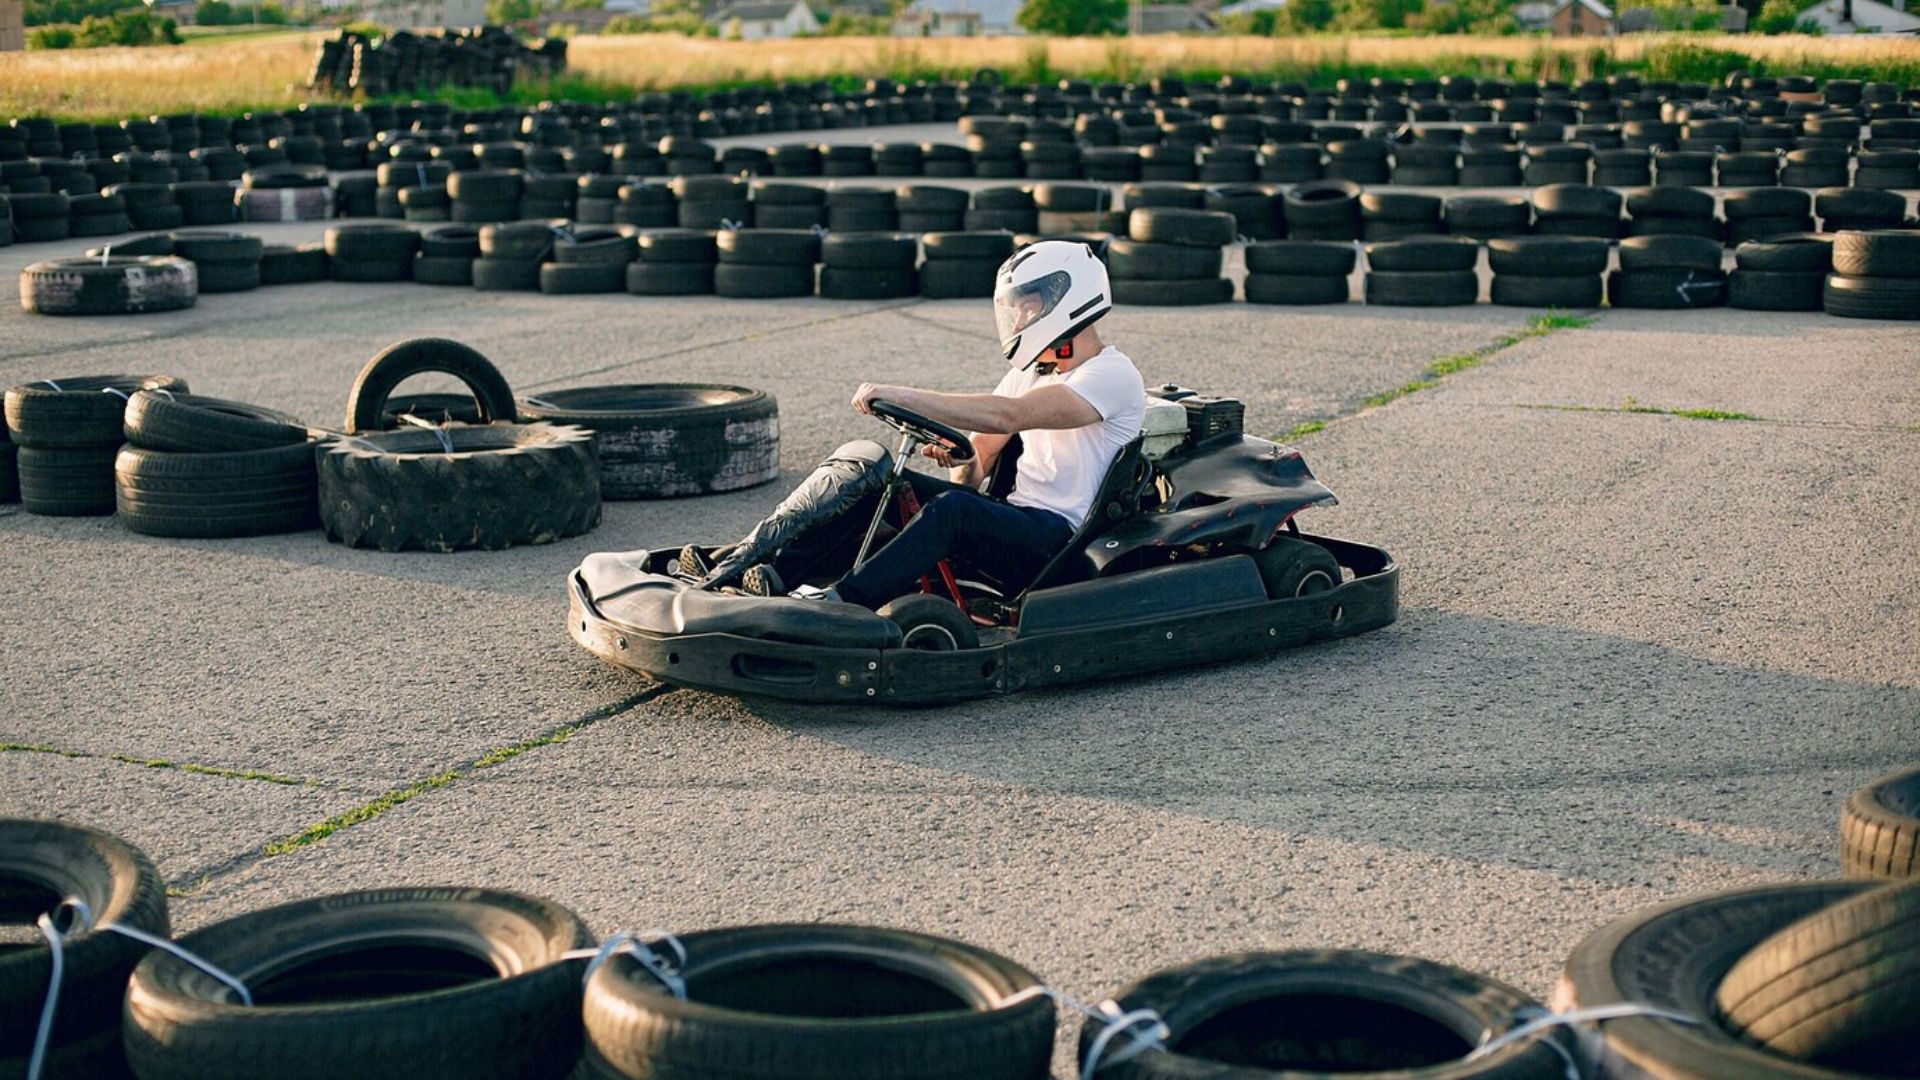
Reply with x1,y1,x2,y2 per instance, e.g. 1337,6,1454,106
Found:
486,0,542,23
196,0,237,24
27,24,78,45
817,9,888,32
1015,0,1124,35
1423,0,1511,32
23,0,127,26
1274,0,1335,30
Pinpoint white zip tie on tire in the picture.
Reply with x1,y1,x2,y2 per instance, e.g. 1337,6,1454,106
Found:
30,898,253,1080
40,379,62,391
101,387,130,401
396,412,456,454
562,929,689,999
1466,1003,1701,1080
1002,986,1169,1080
99,244,112,267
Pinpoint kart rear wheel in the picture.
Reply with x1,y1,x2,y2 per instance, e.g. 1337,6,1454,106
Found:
878,593,979,651
1253,537,1342,600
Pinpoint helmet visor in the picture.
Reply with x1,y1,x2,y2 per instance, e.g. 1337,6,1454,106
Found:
994,270,1072,354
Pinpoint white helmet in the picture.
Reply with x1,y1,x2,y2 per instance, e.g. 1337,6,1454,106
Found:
993,240,1111,371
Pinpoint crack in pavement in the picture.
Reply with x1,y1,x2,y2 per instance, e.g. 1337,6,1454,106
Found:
160,684,677,895
518,299,927,392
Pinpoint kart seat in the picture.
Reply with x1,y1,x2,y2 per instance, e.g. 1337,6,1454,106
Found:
1023,436,1152,594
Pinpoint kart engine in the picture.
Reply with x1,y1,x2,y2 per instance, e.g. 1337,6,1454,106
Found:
1144,384,1246,460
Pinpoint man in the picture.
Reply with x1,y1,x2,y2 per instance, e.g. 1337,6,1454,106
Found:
704,239,1145,609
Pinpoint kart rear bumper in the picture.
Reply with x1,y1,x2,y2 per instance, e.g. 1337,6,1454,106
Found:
567,534,1398,705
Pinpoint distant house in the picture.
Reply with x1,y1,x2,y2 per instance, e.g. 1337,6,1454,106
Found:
711,0,816,37
0,0,20,52
891,0,1021,32
1798,0,1920,31
1513,0,1555,28
1128,1,1216,30
361,0,486,25
145,0,197,24
1548,0,1612,33
891,5,984,33
1216,0,1287,14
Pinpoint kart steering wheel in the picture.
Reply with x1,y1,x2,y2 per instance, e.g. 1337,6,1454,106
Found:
868,399,974,463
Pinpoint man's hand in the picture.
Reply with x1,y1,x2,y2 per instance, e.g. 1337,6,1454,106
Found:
852,383,900,416
921,442,956,467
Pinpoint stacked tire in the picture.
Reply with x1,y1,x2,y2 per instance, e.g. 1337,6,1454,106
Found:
1365,236,1480,307
1358,191,1442,242
1489,236,1607,309
1109,207,1234,306
541,227,636,295
261,243,330,285
20,256,198,316
169,231,263,294
965,186,1038,233
1243,241,1354,306
449,169,523,224
895,184,968,234
1816,188,1906,235
714,229,818,299
519,384,779,499
819,233,917,300
170,181,236,227
474,221,555,291
1826,230,1920,320
415,225,480,287
1725,188,1816,247
116,390,319,538
748,182,826,230
4,374,187,516
1731,233,1832,312
628,230,717,296
1532,184,1621,240
67,192,132,238
326,223,420,283
1283,180,1362,242
919,231,1014,300
1609,235,1727,310
1626,186,1721,241
1842,765,1919,880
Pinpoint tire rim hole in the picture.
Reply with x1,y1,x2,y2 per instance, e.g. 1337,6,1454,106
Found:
1173,993,1476,1070
248,942,502,1006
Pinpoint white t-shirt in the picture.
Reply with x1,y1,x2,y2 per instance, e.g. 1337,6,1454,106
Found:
991,346,1145,530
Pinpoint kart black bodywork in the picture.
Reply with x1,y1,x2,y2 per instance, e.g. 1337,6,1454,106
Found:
568,426,1399,705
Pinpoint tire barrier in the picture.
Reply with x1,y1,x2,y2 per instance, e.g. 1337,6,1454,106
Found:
518,384,780,500
307,26,564,99
1365,236,1481,307
1842,764,1920,879
4,375,189,516
115,391,319,539
1243,239,1354,305
1825,229,1920,319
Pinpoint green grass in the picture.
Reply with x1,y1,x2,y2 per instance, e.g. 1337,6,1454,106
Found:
1525,401,1762,421
1281,420,1326,441
3,741,311,785
0,742,87,757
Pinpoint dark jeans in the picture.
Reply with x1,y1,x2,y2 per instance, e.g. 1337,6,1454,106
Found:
772,471,1074,608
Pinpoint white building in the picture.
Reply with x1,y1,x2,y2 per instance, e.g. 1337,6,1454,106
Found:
711,0,817,38
1798,0,1920,31
894,0,1022,33
892,5,983,33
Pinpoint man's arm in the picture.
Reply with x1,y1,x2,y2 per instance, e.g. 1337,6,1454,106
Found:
852,382,1099,435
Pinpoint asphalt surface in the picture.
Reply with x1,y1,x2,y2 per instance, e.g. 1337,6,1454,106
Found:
2,145,1917,1075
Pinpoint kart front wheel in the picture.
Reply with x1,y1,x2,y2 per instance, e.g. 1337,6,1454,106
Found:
879,593,980,651
1253,537,1343,600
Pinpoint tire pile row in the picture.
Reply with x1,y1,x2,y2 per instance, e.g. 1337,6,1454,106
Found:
0,341,780,550
8,766,1916,1079
307,26,565,98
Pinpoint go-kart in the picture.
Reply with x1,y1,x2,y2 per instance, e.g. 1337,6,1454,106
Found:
567,387,1398,705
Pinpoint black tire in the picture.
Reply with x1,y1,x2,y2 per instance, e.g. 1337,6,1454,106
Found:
1736,234,1835,274
1128,207,1236,246
1112,277,1233,306
167,231,260,265
1107,239,1223,281
878,593,981,651
122,390,305,453
0,820,169,1068
628,261,714,296
1844,766,1920,880
382,393,485,427
1729,270,1825,312
1244,241,1356,276
919,258,999,299
1618,235,1724,273
83,233,175,258
447,169,524,201
821,233,916,272
1252,536,1342,599
16,445,120,516
1487,236,1609,277
540,261,627,295
1244,273,1350,305
1555,882,1878,1080
1490,274,1603,308
259,243,329,285
1816,188,1904,226
1628,185,1716,222
0,443,16,504
581,923,1052,1080
19,257,198,317
638,230,718,265
472,258,543,292
819,267,918,300
1824,275,1920,320
554,231,639,267
964,208,1039,233
1083,950,1569,1080
115,443,318,538
419,226,483,259
1714,880,1919,1073
413,254,474,287
923,232,1015,261
318,423,600,552
744,206,825,233
518,384,779,500
1608,269,1728,310
325,223,420,262
1367,269,1479,307
1282,180,1362,229
343,338,517,434
1365,237,1480,273
1533,183,1622,218
1832,230,1920,279
717,230,820,267
123,888,590,1080
714,263,815,299
478,222,557,261
6,375,187,448
194,261,262,294
329,256,413,284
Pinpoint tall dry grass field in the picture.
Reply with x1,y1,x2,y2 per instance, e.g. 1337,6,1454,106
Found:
4,32,1919,122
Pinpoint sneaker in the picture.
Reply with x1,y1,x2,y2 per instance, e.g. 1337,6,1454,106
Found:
740,564,785,597
677,545,713,581
790,584,840,602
